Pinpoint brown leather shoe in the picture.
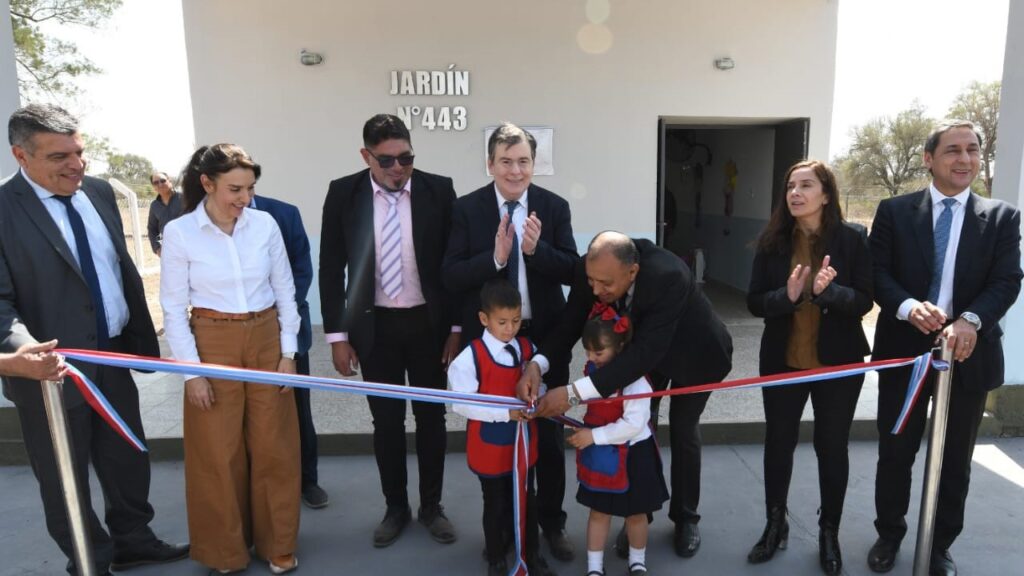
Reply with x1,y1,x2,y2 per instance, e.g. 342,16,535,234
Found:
543,528,575,562
418,505,457,544
373,506,412,547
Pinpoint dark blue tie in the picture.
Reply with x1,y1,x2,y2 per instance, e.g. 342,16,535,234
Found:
52,194,109,349
504,343,520,367
927,198,958,304
505,201,519,283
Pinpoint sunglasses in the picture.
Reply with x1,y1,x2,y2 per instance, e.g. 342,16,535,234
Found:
152,178,168,185
366,149,415,169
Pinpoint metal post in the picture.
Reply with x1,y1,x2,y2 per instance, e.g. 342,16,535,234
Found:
40,379,97,576
912,336,954,576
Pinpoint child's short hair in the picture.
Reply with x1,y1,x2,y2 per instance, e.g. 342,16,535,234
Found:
582,308,633,350
480,278,521,313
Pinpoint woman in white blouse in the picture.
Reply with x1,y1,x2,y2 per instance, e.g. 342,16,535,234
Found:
160,144,301,574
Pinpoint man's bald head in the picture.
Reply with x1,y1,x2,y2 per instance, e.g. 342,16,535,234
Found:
587,231,638,266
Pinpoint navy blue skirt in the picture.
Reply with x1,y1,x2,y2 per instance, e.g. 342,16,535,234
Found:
576,436,669,517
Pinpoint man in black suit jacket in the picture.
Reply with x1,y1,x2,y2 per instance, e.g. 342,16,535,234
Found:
319,114,459,548
0,104,188,574
442,122,578,564
867,121,1022,576
524,232,733,558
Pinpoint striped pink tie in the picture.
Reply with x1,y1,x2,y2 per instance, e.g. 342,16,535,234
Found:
380,191,403,299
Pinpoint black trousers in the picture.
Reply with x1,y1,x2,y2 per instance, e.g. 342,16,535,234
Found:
761,371,863,526
480,469,538,563
650,373,712,525
293,352,319,487
16,359,158,574
874,366,988,551
361,306,447,511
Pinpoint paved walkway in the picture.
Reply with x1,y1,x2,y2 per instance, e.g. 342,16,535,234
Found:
1,439,1022,575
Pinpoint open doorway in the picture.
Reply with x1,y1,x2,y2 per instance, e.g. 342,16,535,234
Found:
656,117,808,292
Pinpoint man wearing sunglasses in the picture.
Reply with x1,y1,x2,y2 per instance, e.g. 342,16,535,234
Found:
146,171,183,256
320,114,460,548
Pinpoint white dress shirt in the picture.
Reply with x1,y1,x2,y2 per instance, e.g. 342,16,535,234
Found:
590,377,653,446
493,186,533,319
449,330,538,422
897,185,971,320
160,201,300,378
23,170,130,338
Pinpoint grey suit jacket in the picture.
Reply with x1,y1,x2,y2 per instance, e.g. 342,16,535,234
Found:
0,172,158,409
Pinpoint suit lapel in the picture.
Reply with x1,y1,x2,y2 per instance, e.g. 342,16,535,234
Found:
409,171,431,274
911,189,935,276
8,173,85,281
952,193,986,305
481,182,501,229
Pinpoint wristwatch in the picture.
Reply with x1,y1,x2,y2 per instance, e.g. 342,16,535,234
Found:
960,312,982,331
566,384,580,407
282,352,297,360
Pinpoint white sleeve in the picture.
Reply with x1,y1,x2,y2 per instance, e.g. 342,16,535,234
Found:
897,298,919,321
448,347,511,423
159,223,200,380
590,378,652,446
266,220,300,355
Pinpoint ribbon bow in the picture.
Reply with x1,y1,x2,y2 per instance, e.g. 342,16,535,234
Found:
589,301,611,319
613,315,630,334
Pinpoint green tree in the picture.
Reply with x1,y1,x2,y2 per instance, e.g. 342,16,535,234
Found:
10,0,122,98
835,103,934,197
102,151,155,198
948,80,1000,196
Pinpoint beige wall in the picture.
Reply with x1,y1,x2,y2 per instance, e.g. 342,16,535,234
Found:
181,0,839,321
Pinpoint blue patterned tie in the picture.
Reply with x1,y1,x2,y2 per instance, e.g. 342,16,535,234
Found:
52,194,109,349
380,191,403,299
505,201,519,283
927,198,958,304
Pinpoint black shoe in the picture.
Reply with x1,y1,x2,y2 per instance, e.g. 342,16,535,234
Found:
301,483,330,509
111,540,190,571
628,562,648,576
487,558,508,576
929,549,957,576
747,505,789,564
373,505,412,548
614,524,629,559
819,524,842,575
543,528,574,562
526,555,557,576
674,521,701,558
867,537,901,573
418,505,457,544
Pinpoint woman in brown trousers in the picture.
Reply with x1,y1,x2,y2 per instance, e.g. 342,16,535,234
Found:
160,144,301,574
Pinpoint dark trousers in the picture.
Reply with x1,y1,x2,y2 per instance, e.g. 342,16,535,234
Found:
361,306,447,511
16,359,157,574
293,352,319,487
480,469,538,563
761,371,863,526
650,373,712,525
874,366,988,551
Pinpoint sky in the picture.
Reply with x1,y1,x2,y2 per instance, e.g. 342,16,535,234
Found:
37,0,1011,172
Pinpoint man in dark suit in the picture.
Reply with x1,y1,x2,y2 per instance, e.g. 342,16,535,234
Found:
319,114,459,547
250,193,329,509
0,104,188,574
867,120,1022,576
524,231,733,558
442,122,578,565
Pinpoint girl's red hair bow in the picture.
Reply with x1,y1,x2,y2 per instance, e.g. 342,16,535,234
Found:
613,316,630,334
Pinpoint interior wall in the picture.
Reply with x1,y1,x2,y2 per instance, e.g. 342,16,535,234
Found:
665,127,775,291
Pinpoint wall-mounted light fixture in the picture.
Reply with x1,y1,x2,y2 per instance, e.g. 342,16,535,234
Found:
713,57,735,71
300,50,324,66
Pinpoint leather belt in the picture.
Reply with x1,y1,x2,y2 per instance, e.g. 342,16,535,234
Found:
191,305,276,321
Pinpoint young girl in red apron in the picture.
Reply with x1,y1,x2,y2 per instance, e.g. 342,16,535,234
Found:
568,310,668,576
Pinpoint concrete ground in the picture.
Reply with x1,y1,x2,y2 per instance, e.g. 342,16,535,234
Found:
1,440,1022,575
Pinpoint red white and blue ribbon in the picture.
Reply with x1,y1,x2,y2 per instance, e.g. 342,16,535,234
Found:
64,362,147,452
510,420,530,576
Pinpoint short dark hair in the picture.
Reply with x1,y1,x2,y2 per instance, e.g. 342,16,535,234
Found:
480,278,521,314
180,144,261,213
8,103,79,152
487,122,537,162
587,231,639,266
363,114,411,148
925,119,983,155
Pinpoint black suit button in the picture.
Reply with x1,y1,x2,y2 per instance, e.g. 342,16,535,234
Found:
87,334,96,342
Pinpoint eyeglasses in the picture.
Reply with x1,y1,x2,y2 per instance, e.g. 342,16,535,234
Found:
366,149,415,169
152,178,168,185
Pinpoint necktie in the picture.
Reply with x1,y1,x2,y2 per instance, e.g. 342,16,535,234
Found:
380,191,403,300
505,343,520,367
505,200,519,284
927,198,958,304
52,194,109,349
